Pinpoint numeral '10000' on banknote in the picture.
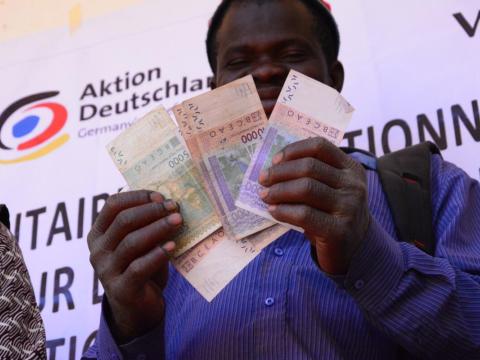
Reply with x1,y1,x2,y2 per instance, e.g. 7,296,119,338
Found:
236,70,355,229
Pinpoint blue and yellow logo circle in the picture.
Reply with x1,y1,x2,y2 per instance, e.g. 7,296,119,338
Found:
0,91,69,164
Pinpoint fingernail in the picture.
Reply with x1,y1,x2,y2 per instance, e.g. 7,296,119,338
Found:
150,192,164,203
162,241,176,253
164,200,178,211
272,152,283,165
258,170,269,184
259,188,269,199
167,213,182,226
268,205,277,212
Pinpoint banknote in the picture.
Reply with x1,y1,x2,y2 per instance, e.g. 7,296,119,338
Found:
236,70,355,229
180,75,274,240
172,224,288,301
173,103,235,241
107,106,221,257
172,104,199,164
173,103,220,198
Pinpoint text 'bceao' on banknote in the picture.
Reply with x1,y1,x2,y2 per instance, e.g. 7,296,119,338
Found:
236,70,355,231
172,224,288,302
107,106,221,257
178,75,274,240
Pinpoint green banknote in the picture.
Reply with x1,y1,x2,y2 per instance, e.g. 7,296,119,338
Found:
107,106,221,257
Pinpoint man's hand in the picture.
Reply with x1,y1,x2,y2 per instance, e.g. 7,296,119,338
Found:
258,137,370,275
87,190,183,343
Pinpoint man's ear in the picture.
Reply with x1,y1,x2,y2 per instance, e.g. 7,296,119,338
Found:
330,61,344,92
210,77,217,90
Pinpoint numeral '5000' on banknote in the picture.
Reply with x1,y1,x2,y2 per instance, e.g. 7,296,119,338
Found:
236,70,355,229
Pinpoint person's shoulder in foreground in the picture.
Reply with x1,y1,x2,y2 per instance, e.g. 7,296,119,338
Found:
0,205,46,359
83,0,480,359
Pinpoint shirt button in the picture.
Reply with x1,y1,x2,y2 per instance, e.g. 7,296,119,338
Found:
265,297,275,306
110,354,119,360
274,247,284,256
354,279,365,290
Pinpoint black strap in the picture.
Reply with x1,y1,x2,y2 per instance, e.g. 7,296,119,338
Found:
377,142,440,256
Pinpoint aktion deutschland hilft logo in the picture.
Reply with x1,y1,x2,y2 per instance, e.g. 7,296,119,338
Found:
0,91,69,164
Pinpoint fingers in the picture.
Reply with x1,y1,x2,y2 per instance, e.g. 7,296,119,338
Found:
88,189,183,283
88,190,162,248
267,203,338,236
258,138,366,208
113,241,175,295
112,213,182,273
271,137,353,170
91,212,181,294
260,178,339,213
259,157,345,189
259,137,370,275
100,200,179,252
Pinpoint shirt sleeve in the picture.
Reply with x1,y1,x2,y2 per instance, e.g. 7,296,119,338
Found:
343,155,480,359
81,298,165,359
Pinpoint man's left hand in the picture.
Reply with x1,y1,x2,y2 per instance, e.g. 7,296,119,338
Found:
259,137,370,275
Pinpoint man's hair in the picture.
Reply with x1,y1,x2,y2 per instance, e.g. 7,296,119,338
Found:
206,0,340,72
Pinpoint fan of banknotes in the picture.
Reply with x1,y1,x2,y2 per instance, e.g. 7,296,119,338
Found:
107,70,354,301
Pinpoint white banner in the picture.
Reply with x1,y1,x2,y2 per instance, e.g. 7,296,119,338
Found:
0,1,478,358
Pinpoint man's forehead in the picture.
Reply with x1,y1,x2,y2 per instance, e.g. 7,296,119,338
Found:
221,0,312,20
216,1,315,46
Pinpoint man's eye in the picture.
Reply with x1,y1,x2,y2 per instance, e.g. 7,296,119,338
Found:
227,58,248,67
282,51,307,62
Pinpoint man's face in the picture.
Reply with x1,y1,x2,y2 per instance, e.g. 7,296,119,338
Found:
213,0,343,116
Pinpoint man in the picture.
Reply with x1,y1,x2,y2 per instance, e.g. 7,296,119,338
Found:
83,1,480,359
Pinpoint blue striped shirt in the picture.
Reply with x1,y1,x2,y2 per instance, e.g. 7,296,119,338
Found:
83,154,480,359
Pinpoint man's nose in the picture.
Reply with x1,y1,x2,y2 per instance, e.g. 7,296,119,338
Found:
250,60,289,85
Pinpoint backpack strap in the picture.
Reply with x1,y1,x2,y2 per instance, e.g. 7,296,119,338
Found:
377,142,440,256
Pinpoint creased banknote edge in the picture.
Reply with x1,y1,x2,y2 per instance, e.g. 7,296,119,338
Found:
234,199,304,233
172,222,222,258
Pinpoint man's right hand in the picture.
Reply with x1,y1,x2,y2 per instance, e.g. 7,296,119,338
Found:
87,190,183,343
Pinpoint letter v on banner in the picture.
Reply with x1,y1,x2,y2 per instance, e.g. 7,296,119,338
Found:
453,10,480,37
